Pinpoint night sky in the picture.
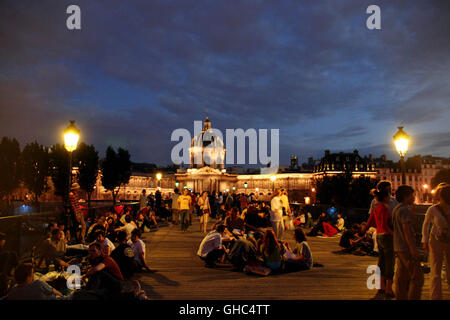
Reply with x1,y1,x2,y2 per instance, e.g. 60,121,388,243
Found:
1,0,449,166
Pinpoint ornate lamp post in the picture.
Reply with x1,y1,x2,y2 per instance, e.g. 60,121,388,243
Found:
243,182,248,193
64,120,80,196
393,126,409,185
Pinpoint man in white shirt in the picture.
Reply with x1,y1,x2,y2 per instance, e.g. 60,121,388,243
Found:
270,189,284,240
197,225,227,267
128,229,152,271
115,215,136,240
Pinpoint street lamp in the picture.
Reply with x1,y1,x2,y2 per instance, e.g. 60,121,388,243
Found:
243,182,248,193
393,126,409,184
156,172,162,189
64,120,80,196
175,181,179,188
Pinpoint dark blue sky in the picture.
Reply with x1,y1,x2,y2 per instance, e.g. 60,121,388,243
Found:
1,0,449,165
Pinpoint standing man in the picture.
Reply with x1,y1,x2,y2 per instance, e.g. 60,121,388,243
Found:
178,188,192,232
139,189,147,211
171,188,180,225
392,185,424,300
280,189,291,230
270,189,284,240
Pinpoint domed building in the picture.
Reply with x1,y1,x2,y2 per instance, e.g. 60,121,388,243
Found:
189,117,226,169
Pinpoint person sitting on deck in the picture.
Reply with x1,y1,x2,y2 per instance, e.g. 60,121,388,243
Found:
224,207,245,234
39,229,70,270
111,231,136,279
83,243,124,297
92,228,115,256
6,263,64,300
260,229,285,272
284,228,313,271
197,225,228,268
114,215,137,240
128,229,153,272
336,213,345,232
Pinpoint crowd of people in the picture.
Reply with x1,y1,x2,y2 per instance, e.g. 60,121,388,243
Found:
336,180,450,300
1,178,450,301
196,189,315,276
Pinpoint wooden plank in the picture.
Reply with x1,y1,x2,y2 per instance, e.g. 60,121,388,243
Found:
133,219,450,300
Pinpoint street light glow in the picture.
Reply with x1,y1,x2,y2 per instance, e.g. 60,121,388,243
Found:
63,120,80,152
393,126,409,157
156,173,162,180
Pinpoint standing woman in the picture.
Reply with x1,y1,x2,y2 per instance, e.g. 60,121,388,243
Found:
198,191,211,234
422,184,450,300
367,190,395,298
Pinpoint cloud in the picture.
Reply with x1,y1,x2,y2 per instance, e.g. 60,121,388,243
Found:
0,0,449,164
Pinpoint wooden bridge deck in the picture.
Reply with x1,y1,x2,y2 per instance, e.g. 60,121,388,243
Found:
134,219,450,300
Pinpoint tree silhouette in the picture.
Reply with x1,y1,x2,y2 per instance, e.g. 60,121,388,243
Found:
49,143,71,201
0,137,21,209
75,143,99,208
101,146,132,204
22,142,50,202
431,169,450,188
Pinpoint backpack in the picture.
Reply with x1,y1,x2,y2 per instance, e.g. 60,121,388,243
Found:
436,205,450,243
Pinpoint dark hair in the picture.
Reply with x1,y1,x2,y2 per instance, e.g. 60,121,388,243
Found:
262,229,279,254
131,228,141,238
94,229,105,239
294,228,307,243
371,189,389,202
174,188,179,193
125,215,132,223
116,230,127,242
51,229,60,236
440,186,450,205
351,223,360,230
14,263,33,284
89,243,102,251
376,180,392,192
395,185,415,203
216,224,226,233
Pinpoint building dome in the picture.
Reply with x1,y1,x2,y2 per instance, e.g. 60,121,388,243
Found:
190,117,225,169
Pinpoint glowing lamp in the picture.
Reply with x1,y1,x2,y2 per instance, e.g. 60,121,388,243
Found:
393,126,409,157
64,120,80,152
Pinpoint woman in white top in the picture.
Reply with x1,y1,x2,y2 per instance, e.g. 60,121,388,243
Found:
422,184,450,300
198,192,211,234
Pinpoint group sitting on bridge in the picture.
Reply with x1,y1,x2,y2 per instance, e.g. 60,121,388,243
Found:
196,197,315,276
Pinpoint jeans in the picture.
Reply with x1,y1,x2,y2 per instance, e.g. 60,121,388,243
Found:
429,236,450,300
394,251,424,300
180,210,190,231
377,234,394,280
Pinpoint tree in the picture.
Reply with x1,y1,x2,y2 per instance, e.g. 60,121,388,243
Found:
75,142,99,207
314,173,377,208
348,176,379,209
0,137,21,207
101,146,132,204
49,143,71,201
431,169,450,188
22,142,50,202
